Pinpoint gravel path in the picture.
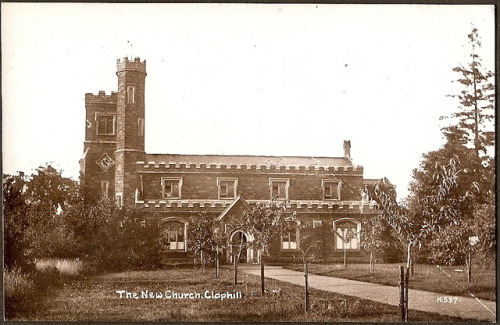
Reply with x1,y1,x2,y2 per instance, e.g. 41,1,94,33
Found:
241,266,496,322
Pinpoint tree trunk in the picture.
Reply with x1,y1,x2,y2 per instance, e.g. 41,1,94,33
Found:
201,251,206,274
304,261,310,313
370,251,375,272
233,256,238,286
260,250,265,295
215,250,220,279
193,256,197,270
343,246,347,269
466,250,472,282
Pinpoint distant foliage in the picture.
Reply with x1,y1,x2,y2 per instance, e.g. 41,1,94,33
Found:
3,165,161,273
364,28,495,274
3,165,77,271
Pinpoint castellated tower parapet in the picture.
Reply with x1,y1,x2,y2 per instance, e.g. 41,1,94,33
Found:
85,91,117,105
116,57,147,75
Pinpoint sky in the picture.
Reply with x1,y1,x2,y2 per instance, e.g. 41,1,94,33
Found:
2,3,495,200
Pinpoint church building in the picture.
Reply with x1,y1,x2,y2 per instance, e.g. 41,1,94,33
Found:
80,57,384,264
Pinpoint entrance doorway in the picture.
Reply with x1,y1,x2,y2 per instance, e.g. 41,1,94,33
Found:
231,231,248,263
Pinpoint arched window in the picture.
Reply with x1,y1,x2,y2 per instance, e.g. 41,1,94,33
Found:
160,220,186,251
334,219,360,250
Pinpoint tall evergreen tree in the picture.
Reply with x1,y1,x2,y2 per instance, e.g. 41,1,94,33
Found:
442,27,495,160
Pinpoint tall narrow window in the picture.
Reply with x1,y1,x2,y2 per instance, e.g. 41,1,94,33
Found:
162,178,182,199
96,114,115,135
138,118,144,136
269,178,289,200
322,179,340,200
282,228,298,250
127,86,135,104
218,178,237,199
115,193,123,208
101,181,109,198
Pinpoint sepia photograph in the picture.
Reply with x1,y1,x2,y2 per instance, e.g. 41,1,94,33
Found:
2,3,496,322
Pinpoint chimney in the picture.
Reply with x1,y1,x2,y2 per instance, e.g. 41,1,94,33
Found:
343,140,351,158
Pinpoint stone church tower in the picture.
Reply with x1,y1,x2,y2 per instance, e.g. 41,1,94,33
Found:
115,57,147,206
80,57,146,205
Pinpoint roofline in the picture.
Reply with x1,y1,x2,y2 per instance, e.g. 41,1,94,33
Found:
145,152,349,160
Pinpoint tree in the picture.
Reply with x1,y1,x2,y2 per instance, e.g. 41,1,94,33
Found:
360,214,390,272
442,27,495,160
334,223,357,269
295,232,321,313
4,172,31,270
242,202,295,295
3,165,77,270
187,212,225,276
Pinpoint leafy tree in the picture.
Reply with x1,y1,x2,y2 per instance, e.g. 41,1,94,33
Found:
3,165,77,270
187,212,226,276
360,214,390,272
242,202,296,295
295,232,321,313
442,27,495,159
334,223,357,269
4,172,31,270
67,199,160,272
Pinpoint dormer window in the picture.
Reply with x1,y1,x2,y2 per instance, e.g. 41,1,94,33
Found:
322,179,340,200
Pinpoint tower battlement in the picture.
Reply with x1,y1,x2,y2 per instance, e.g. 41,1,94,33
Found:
85,91,117,105
116,57,147,74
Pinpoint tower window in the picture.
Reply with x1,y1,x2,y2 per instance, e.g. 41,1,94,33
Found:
127,86,135,104
162,177,182,199
115,193,123,207
322,179,340,200
218,178,237,199
269,178,289,200
138,118,144,136
96,114,115,135
101,181,109,198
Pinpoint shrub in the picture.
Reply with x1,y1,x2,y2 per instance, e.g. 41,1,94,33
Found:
36,258,83,276
4,268,34,302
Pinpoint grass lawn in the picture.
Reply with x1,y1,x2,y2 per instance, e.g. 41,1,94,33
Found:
284,263,496,301
7,265,481,322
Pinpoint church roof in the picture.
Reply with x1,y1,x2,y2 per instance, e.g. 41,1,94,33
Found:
142,153,353,168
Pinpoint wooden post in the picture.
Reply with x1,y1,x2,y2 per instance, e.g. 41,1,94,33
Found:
404,266,409,322
304,261,310,312
260,251,265,295
399,266,405,322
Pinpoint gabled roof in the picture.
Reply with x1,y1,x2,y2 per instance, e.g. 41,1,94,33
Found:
144,153,352,168
217,195,251,222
